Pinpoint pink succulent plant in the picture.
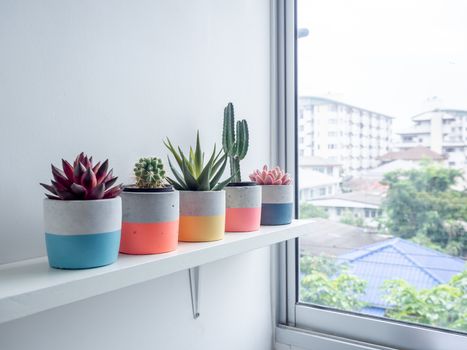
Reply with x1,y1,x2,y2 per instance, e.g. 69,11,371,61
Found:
249,165,292,185
40,152,123,200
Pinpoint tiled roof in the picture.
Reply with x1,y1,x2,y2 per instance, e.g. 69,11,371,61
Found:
339,238,465,309
300,219,391,256
378,146,445,161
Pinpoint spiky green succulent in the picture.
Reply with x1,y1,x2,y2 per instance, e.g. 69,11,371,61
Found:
133,157,166,188
164,131,237,191
222,102,249,183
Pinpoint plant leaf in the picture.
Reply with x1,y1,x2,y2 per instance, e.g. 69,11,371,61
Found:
70,183,87,199
213,172,238,191
194,131,203,176
73,162,86,183
103,184,123,199
96,159,109,183
166,177,184,190
40,182,58,195
167,157,187,189
164,138,183,169
197,146,217,191
209,154,228,189
52,164,71,187
81,167,97,190
88,183,105,199
181,157,199,190
61,159,74,182
104,176,118,189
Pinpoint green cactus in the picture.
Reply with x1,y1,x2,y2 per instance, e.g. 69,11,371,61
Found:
133,157,166,188
222,102,249,183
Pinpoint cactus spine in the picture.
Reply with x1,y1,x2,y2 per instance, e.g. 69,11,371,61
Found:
222,102,249,183
134,157,166,188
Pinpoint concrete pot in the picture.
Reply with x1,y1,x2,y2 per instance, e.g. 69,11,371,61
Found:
120,187,179,255
260,185,293,225
44,197,122,269
225,182,261,232
179,190,225,242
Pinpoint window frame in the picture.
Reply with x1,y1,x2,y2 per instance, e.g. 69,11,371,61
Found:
273,1,467,349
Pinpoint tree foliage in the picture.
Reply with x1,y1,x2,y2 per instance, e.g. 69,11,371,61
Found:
381,162,467,256
339,210,364,227
300,202,329,219
300,255,367,311
382,270,467,332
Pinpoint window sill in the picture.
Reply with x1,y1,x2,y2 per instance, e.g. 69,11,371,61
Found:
0,220,314,324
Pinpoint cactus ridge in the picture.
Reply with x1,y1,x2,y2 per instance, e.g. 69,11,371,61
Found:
134,157,166,188
222,102,249,183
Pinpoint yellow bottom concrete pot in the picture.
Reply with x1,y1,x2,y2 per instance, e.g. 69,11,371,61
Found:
179,190,225,242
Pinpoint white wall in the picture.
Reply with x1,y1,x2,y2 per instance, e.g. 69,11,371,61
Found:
0,0,272,349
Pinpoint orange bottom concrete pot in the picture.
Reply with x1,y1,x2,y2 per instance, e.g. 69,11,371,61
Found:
120,187,179,254
225,183,261,232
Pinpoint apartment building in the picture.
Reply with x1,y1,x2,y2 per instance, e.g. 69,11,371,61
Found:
396,109,467,169
298,97,394,176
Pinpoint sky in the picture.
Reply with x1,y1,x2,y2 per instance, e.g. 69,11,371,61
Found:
297,0,467,131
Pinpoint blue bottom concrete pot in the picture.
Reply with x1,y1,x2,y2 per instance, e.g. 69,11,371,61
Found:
44,198,122,269
260,185,293,225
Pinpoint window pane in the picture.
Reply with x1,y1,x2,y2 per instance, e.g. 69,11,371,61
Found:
297,0,467,333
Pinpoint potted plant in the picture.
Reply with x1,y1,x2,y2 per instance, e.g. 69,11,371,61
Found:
120,157,179,255
165,131,234,242
249,165,293,225
222,102,262,232
40,153,123,269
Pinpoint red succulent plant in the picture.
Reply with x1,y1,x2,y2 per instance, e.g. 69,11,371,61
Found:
40,152,123,200
249,165,292,185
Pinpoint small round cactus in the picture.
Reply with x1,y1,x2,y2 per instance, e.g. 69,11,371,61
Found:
134,157,166,188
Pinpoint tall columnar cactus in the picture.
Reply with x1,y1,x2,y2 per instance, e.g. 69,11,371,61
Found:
133,157,166,188
222,102,249,183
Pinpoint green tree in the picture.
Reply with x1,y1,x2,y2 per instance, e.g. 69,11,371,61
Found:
339,210,364,227
300,255,367,311
300,202,329,219
382,270,467,332
382,162,467,256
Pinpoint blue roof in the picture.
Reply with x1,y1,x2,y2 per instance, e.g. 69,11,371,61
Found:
338,238,465,309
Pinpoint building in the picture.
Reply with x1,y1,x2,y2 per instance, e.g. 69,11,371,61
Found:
298,96,394,176
310,192,383,228
300,156,342,177
396,109,467,169
299,168,341,201
339,238,466,316
299,156,342,201
342,146,444,194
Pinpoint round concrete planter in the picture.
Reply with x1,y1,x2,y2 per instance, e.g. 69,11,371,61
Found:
43,197,122,269
120,187,179,255
260,184,293,225
179,190,225,242
225,182,261,232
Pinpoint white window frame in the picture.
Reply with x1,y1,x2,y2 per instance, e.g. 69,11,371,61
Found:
272,1,467,349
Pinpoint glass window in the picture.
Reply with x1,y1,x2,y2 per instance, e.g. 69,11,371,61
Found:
297,0,467,336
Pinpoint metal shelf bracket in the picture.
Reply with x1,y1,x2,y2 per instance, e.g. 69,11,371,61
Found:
188,266,200,319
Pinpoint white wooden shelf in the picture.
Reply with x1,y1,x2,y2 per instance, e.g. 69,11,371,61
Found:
0,220,315,324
